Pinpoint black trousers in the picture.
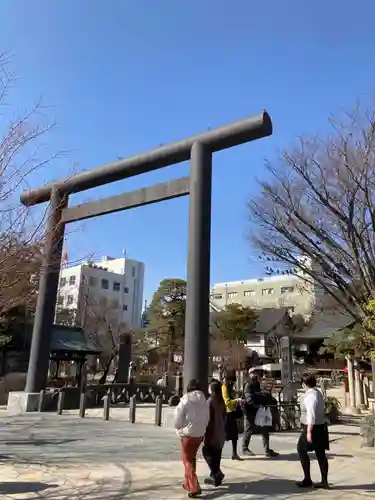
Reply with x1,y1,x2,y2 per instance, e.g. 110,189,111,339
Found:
202,444,222,477
297,425,329,483
242,414,270,452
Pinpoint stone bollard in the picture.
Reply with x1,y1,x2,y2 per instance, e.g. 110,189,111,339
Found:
57,391,65,415
103,394,110,421
129,395,136,423
38,390,46,412
155,396,163,426
79,392,86,418
175,371,183,399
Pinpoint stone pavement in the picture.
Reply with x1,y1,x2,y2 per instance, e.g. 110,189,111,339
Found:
0,412,373,499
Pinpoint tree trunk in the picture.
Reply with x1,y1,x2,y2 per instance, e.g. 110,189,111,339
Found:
346,355,356,408
98,355,114,385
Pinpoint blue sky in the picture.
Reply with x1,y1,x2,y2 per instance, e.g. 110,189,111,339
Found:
1,0,375,303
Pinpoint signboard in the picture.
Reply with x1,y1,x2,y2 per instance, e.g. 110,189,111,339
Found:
173,354,183,364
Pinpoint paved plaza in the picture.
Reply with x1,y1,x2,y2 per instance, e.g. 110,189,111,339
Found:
0,410,373,499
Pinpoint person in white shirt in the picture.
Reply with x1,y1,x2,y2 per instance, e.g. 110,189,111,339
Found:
175,379,210,498
297,375,330,489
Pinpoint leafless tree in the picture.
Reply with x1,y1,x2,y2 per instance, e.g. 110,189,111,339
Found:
249,102,375,323
74,291,129,382
0,50,63,316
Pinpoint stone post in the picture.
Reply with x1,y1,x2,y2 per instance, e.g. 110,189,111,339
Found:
354,360,365,409
346,355,356,409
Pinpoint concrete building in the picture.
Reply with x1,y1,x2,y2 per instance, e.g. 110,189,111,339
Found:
209,256,354,353
56,255,145,330
210,257,324,320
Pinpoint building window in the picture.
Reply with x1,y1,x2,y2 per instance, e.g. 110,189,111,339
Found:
262,288,274,296
281,286,294,294
89,276,98,287
132,266,136,277
101,279,109,290
210,294,223,300
244,290,256,297
67,295,74,305
69,275,76,286
60,277,66,287
110,299,119,309
113,282,121,292
122,304,128,311
124,286,129,293
57,295,64,306
227,292,238,299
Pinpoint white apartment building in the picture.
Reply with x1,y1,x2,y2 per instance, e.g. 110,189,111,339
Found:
210,257,323,319
210,257,353,350
56,255,145,330
211,274,315,318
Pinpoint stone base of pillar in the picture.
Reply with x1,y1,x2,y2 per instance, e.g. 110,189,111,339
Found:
7,391,40,414
344,406,361,415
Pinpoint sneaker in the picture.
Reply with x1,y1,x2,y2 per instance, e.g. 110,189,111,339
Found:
265,449,279,458
296,479,313,488
231,453,243,461
242,448,255,456
218,471,225,482
204,477,215,485
204,475,222,487
188,491,202,498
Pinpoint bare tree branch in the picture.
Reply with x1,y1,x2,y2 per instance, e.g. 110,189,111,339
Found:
248,102,375,323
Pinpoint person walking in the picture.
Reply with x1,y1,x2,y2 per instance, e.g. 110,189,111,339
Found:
202,379,226,487
242,371,279,457
222,372,242,460
297,374,330,489
175,379,210,498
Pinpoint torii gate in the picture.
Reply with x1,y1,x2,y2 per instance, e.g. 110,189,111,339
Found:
12,110,272,410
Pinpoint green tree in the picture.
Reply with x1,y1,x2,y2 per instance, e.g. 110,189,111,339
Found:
319,299,375,360
146,278,187,373
212,303,257,369
320,325,367,359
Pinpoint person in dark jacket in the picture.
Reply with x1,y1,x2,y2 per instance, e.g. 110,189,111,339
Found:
242,371,279,457
203,379,226,486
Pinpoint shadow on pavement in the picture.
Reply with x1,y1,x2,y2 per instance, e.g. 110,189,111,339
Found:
3,438,83,446
329,483,375,492
0,482,58,494
329,430,358,436
204,478,308,498
204,479,375,498
254,452,353,461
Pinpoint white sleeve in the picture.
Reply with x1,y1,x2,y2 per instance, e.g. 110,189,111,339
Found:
305,393,317,426
175,399,185,430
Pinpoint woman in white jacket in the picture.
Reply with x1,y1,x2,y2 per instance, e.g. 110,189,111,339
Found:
175,379,210,498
